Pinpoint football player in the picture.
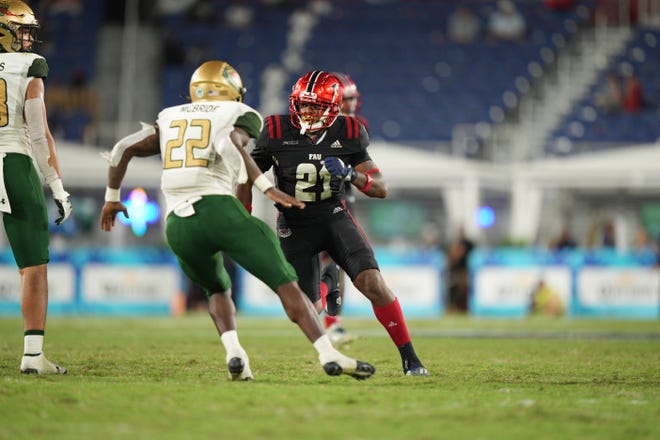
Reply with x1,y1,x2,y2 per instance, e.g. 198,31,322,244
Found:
0,0,72,375
239,71,429,376
333,72,368,132
319,72,369,347
100,61,375,381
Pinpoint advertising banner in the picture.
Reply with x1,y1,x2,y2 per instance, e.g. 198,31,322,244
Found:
0,248,184,316
239,249,444,317
473,266,571,317
0,263,76,314
576,267,659,318
470,249,660,319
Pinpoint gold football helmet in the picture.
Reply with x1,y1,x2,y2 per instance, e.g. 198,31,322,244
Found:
0,0,40,53
189,61,246,103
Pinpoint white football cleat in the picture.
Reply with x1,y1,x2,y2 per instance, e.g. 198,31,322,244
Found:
20,353,68,375
327,323,357,348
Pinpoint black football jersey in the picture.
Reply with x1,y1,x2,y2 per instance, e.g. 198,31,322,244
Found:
252,115,371,222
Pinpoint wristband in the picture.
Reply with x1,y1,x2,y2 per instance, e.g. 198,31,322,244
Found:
359,173,374,193
243,203,252,214
105,186,121,202
49,178,69,198
253,174,274,193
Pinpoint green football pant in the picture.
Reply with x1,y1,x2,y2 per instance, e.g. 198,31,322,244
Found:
1,153,49,268
166,195,297,295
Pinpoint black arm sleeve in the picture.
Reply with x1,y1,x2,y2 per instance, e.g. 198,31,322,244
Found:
251,126,273,172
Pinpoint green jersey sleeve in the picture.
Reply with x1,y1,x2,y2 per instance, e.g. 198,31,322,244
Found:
27,57,48,78
234,111,262,139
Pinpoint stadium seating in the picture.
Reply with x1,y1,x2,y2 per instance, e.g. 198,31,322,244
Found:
548,28,660,154
300,0,595,144
38,1,658,151
37,0,102,83
34,0,102,142
157,1,595,147
159,3,290,110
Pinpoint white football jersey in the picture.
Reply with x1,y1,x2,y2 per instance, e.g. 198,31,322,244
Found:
156,101,262,215
0,52,46,156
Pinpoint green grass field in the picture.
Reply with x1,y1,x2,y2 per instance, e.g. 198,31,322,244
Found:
1,315,658,440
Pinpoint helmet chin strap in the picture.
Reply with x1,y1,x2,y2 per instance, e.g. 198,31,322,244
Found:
300,115,317,135
300,120,325,136
298,107,331,135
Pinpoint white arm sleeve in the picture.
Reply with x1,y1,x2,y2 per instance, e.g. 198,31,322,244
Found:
25,97,58,184
101,122,156,167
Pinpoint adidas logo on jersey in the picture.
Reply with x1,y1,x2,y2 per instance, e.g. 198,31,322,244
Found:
330,140,342,149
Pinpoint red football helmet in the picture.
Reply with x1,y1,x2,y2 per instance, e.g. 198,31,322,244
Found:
332,72,361,116
289,71,342,134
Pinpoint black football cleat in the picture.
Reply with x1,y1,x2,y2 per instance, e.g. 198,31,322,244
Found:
405,365,430,376
399,342,430,376
403,358,430,376
227,356,253,381
323,360,375,380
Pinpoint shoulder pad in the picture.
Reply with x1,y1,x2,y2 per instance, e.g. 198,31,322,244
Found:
265,115,284,140
345,116,361,140
27,55,48,78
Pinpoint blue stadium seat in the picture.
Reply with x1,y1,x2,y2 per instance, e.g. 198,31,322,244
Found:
156,1,595,147
300,0,593,144
548,28,660,151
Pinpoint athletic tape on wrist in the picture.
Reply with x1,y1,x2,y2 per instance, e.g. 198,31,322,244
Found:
253,174,274,193
105,187,121,202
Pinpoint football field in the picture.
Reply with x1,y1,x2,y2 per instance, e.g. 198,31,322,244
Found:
1,315,658,439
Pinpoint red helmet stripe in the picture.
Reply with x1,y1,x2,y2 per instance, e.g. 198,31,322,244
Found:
0,7,20,17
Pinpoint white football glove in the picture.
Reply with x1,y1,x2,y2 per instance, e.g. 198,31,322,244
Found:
49,178,72,225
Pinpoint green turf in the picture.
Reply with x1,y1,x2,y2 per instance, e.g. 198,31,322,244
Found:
1,315,658,440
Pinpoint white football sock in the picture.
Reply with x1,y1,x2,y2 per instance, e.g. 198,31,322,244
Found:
313,334,357,369
220,330,246,361
24,334,44,355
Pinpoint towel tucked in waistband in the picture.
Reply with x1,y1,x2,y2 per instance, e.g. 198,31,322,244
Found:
0,153,11,214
